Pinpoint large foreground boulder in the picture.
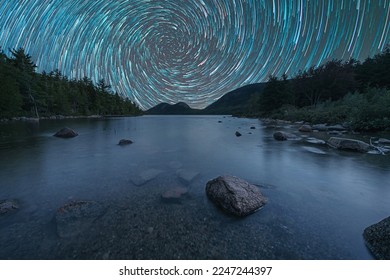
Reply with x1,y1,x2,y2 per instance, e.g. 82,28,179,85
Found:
363,216,390,259
206,175,267,217
54,127,78,138
327,137,370,153
0,199,19,215
55,200,105,238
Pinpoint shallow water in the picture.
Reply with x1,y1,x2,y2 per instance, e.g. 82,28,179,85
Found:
0,115,389,259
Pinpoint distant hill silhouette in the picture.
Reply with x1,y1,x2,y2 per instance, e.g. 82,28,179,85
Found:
146,83,266,115
145,102,201,115
202,83,266,115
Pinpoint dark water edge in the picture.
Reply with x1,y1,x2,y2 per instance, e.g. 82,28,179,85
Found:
0,116,389,260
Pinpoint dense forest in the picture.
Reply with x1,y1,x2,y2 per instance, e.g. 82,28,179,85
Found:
255,46,390,131
0,47,142,119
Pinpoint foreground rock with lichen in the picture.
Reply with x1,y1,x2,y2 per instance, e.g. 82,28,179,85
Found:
363,216,390,259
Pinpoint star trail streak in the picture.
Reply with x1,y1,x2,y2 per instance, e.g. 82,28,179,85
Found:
1,0,389,110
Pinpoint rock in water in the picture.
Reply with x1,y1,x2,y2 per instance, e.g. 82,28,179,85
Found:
363,216,390,259
161,187,188,203
176,169,199,184
273,131,298,141
299,125,312,132
56,200,105,238
131,169,163,186
0,199,19,214
327,137,370,153
205,175,267,217
235,131,242,137
118,139,133,145
54,127,78,138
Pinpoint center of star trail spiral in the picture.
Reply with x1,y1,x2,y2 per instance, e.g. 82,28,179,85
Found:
1,0,389,110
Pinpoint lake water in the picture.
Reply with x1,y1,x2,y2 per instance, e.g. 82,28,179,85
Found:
0,115,389,259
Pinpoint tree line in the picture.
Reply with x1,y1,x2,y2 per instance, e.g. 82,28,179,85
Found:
256,46,390,131
0,47,142,119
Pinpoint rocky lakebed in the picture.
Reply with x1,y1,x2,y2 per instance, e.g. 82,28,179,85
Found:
0,116,389,259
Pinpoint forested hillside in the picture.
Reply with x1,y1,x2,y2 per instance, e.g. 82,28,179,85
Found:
0,47,142,119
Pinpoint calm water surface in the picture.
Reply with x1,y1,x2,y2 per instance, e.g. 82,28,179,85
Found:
0,115,389,259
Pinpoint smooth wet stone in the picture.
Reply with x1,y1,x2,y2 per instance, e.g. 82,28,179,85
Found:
56,200,105,238
0,199,19,215
54,127,78,138
363,216,390,259
206,175,267,217
131,169,163,186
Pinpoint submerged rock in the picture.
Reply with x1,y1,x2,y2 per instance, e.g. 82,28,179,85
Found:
205,175,267,217
363,216,390,259
131,169,163,186
176,169,199,184
327,137,371,153
0,199,19,215
56,200,105,238
118,139,133,145
161,187,188,203
54,127,78,138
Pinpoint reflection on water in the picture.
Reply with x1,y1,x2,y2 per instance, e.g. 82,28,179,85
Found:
0,116,389,259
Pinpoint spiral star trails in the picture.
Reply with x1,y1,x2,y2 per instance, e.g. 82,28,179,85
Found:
0,0,389,110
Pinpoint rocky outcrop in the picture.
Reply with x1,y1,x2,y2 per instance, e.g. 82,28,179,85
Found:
56,200,105,238
0,199,19,215
205,175,267,217
363,216,390,259
118,139,133,145
273,131,298,141
53,127,78,138
327,137,371,153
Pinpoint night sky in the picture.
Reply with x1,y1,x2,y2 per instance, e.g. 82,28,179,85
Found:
1,0,389,110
